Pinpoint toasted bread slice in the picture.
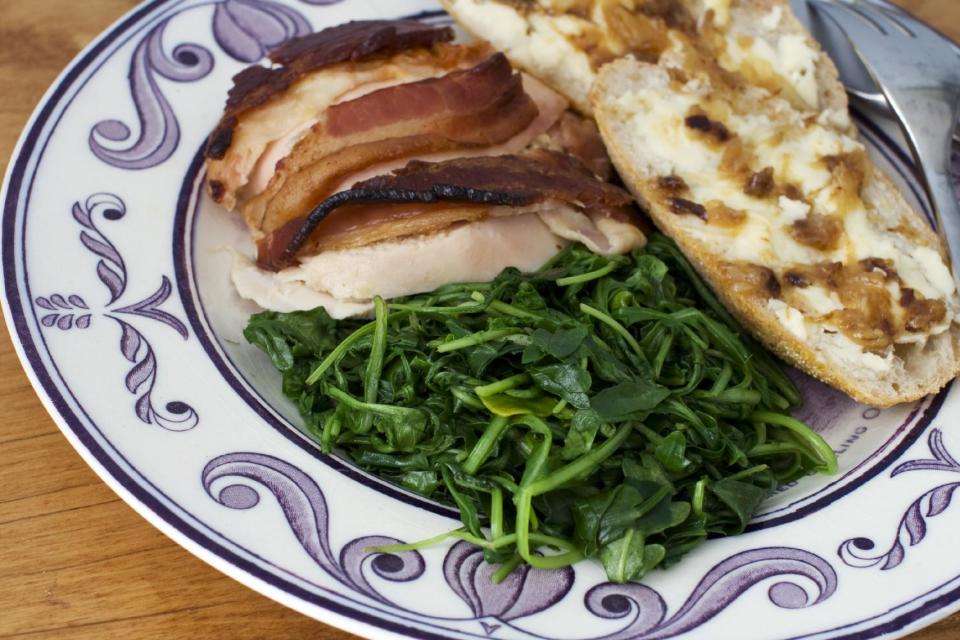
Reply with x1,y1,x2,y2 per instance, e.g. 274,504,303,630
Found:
440,0,847,118
592,52,960,406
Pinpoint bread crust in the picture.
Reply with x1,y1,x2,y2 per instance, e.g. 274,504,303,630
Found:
592,58,960,407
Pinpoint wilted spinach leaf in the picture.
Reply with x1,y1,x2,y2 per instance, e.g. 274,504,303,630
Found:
245,237,836,584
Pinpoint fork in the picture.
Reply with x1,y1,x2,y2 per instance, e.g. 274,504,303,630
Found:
808,0,960,289
794,0,960,143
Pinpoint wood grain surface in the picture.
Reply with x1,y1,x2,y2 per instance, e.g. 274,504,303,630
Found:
1,1,959,638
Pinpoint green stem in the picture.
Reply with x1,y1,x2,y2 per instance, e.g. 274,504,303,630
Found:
518,429,552,489
526,424,632,496
652,330,673,379
462,415,511,475
713,388,762,404
515,491,534,561
306,322,376,385
557,262,617,286
320,408,342,454
636,423,664,445
369,530,575,555
359,296,388,432
726,464,770,482
691,478,706,515
749,443,806,457
490,488,504,539
492,555,523,583
551,398,568,416
523,550,584,570
770,392,791,411
450,387,485,409
387,300,485,315
607,485,671,527
475,373,531,398
751,411,838,474
435,328,527,353
753,421,767,446
709,361,732,394
489,299,549,321
368,528,491,553
528,533,580,550
326,386,423,421
580,303,646,363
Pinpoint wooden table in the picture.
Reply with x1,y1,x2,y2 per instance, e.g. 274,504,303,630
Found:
2,1,959,638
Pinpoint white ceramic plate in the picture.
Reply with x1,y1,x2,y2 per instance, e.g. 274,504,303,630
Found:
4,1,960,638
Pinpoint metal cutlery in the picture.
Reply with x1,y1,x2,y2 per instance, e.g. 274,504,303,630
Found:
794,0,960,143
808,0,960,287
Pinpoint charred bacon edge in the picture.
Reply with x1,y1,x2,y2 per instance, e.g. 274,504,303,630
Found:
257,153,634,271
257,184,539,271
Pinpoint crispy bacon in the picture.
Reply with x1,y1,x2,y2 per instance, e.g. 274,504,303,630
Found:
247,135,471,234
256,154,634,271
362,152,631,209
244,54,549,235
270,20,452,68
206,20,454,160
207,41,495,210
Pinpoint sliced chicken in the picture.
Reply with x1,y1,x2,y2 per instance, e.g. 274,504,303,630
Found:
231,214,568,317
204,19,647,316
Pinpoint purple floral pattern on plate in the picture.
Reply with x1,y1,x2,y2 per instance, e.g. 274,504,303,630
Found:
204,452,427,605
36,294,91,331
213,0,312,62
581,547,836,640
444,540,574,628
89,16,214,169
33,193,198,431
839,428,960,570
204,452,838,638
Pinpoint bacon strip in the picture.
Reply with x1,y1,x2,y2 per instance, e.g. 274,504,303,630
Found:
256,153,634,271
247,134,472,233
373,152,631,207
206,20,454,160
244,54,543,235
207,41,494,210
323,53,532,140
